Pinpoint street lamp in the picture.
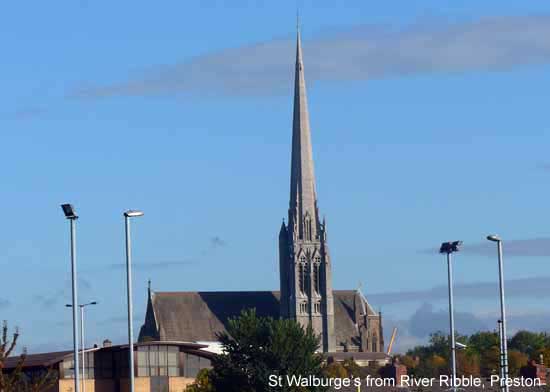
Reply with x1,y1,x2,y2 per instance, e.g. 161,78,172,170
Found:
439,240,462,392
487,235,509,392
66,302,97,392
498,319,504,386
61,203,80,392
124,210,143,392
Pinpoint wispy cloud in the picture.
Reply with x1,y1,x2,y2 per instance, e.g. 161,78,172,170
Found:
409,303,487,338
536,163,550,171
210,236,227,249
463,238,550,257
70,15,550,99
11,107,45,120
385,303,550,353
33,278,93,309
370,276,550,305
96,313,143,326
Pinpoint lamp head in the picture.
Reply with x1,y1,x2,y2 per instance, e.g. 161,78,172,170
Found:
124,210,144,218
487,234,501,242
439,241,463,254
61,204,78,220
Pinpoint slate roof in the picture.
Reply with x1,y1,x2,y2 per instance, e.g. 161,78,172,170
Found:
140,290,379,348
3,350,72,369
2,341,213,370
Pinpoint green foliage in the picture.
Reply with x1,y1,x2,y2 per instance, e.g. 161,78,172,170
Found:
341,358,363,378
456,350,480,377
322,362,347,379
508,350,529,377
509,331,548,356
406,329,550,379
185,368,215,392
209,309,326,392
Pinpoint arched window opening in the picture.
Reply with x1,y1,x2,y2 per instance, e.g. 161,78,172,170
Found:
299,256,307,294
313,263,320,294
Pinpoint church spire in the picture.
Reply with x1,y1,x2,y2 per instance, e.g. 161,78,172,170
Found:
289,27,318,240
279,25,336,353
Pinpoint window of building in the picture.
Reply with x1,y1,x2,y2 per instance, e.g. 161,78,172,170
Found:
83,351,94,379
61,352,95,379
298,261,306,294
183,353,211,378
94,351,113,379
114,350,129,378
313,262,320,294
137,345,180,378
62,358,74,379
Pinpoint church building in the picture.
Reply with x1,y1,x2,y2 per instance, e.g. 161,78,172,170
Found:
139,29,385,357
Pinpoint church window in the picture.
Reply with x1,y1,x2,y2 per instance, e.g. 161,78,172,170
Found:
314,302,321,314
313,262,320,294
299,302,308,314
298,256,307,294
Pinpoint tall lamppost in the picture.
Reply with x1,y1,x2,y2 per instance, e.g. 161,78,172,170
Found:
488,235,509,392
66,301,97,392
124,210,144,392
439,240,462,392
61,203,80,392
498,319,504,384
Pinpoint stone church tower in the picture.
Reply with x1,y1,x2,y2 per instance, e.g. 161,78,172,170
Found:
279,28,336,353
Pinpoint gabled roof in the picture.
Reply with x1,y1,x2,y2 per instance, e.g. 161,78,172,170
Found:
140,290,378,348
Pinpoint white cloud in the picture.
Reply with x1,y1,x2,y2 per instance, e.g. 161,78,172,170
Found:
71,15,550,99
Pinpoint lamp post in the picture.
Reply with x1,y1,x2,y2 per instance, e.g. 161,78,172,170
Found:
488,234,509,392
61,203,80,392
498,319,504,385
66,302,97,392
124,210,144,392
439,240,462,392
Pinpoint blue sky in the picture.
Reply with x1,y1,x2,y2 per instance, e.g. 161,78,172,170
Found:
2,1,550,353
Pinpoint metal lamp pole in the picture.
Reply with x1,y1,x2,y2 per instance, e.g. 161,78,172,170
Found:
61,204,80,392
66,301,97,392
498,320,504,384
487,235,509,392
124,210,144,392
440,241,462,392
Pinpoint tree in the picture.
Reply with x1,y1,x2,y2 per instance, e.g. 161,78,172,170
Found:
456,350,480,377
209,309,326,392
509,331,547,357
532,347,550,367
185,368,215,392
508,350,528,377
341,358,362,378
468,331,500,355
397,355,418,376
415,354,447,378
322,362,347,379
479,346,500,377
0,321,58,392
